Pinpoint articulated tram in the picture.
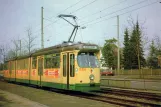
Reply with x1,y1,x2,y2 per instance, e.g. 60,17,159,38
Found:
3,42,101,91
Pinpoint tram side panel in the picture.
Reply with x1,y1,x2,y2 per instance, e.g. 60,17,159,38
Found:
40,53,63,89
16,58,30,83
16,59,22,82
23,58,30,84
30,56,38,85
10,61,16,82
3,62,10,81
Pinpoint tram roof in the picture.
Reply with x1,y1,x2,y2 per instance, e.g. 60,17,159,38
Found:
32,42,99,56
6,42,100,61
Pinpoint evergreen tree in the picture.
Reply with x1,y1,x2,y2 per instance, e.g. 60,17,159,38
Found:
123,28,131,69
129,26,138,69
135,21,145,69
128,20,145,69
147,40,158,68
155,36,161,56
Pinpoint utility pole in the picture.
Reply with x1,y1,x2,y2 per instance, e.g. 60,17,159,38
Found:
41,7,44,48
117,15,120,75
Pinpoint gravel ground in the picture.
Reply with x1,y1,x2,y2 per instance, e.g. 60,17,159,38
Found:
0,81,117,107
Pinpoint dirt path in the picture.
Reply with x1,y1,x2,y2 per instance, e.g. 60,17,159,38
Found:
0,89,48,107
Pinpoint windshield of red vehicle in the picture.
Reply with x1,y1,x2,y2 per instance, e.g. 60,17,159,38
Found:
77,52,99,68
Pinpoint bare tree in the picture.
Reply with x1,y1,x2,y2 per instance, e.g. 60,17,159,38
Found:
0,45,9,62
154,35,161,53
25,27,36,55
12,39,20,57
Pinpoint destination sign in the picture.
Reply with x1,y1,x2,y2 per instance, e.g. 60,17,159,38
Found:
83,46,98,49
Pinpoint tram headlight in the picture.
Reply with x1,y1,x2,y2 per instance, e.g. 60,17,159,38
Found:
89,74,95,80
75,68,78,72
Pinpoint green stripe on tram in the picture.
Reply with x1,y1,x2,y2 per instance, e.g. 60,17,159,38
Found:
4,78,100,91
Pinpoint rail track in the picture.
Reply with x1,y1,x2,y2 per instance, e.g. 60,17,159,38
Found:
49,88,161,107
87,89,161,107
99,88,161,102
80,93,161,107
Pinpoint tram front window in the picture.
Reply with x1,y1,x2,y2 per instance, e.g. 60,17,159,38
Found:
77,52,99,68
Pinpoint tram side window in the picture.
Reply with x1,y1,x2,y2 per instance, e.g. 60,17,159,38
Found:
52,54,60,68
32,57,37,69
45,54,60,69
11,62,15,70
63,55,66,77
70,54,75,77
45,57,52,69
24,59,28,69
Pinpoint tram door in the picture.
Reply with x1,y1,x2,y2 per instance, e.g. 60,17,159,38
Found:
62,52,75,90
38,57,43,86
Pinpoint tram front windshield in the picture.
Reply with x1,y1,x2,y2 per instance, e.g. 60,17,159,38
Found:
77,52,99,68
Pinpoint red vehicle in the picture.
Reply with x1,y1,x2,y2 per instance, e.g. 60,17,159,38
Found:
101,70,114,76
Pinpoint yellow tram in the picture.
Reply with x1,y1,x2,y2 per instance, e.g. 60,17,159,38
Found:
3,42,101,91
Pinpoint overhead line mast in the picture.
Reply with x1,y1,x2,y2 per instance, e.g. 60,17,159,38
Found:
41,7,44,48
117,15,120,74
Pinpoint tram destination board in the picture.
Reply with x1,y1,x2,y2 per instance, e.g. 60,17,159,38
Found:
83,46,98,49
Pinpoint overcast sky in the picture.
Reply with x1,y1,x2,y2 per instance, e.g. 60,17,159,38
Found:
0,0,161,55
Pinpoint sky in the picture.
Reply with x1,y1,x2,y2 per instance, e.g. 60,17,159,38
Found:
0,0,161,56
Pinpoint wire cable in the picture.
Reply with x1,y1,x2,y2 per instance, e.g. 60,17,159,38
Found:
79,0,127,20
70,0,99,14
84,0,159,27
81,0,148,26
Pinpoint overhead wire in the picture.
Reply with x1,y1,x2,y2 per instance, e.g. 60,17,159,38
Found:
79,0,127,20
83,0,159,27
81,0,149,26
70,0,99,14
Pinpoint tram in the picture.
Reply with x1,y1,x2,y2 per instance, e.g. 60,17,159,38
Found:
3,42,100,91
3,14,101,92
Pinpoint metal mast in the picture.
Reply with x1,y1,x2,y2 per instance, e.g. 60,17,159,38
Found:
117,15,120,74
41,7,44,48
